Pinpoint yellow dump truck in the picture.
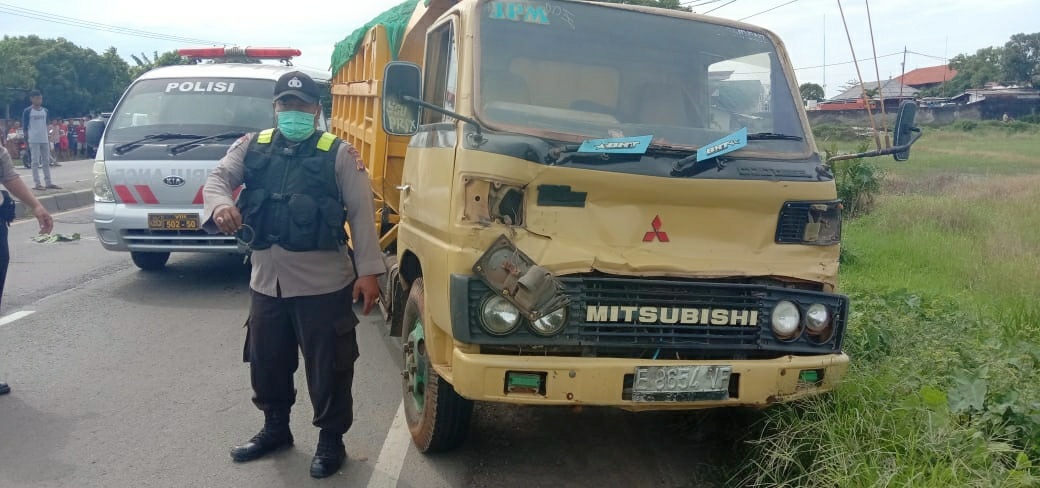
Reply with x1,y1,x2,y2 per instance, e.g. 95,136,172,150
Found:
330,0,920,452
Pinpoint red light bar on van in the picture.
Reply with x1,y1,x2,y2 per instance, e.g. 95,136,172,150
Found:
244,47,302,58
178,47,227,58
177,47,301,59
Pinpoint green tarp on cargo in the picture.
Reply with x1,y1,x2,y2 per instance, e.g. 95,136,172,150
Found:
330,0,421,74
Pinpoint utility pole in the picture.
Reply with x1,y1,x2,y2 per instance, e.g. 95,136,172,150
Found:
822,13,827,99
898,46,907,100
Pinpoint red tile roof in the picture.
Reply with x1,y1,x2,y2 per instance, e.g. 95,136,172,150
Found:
897,65,957,87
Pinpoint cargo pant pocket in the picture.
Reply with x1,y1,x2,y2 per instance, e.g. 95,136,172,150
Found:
242,316,251,363
333,313,360,371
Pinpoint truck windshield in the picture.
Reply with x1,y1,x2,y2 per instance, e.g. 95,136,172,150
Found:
477,1,808,155
106,78,275,141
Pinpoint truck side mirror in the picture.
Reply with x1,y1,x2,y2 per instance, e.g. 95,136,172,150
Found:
85,117,107,149
382,62,422,136
892,101,918,161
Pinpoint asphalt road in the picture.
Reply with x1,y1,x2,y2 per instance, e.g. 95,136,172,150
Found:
0,207,752,488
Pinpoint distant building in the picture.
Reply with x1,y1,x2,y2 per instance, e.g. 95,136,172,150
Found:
895,65,958,91
830,79,918,103
952,87,1040,104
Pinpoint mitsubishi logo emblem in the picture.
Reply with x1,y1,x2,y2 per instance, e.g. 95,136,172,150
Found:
643,215,669,242
287,77,303,88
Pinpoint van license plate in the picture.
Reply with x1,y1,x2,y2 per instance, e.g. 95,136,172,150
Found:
631,365,731,402
148,213,199,230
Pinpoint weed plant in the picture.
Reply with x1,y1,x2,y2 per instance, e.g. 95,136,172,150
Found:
734,123,1040,487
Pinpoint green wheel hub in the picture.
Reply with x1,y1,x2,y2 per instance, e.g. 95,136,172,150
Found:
404,317,427,413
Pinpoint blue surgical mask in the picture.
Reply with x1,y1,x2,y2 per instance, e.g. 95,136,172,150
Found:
276,111,316,141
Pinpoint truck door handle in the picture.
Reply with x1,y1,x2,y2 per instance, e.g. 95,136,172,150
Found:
396,184,411,192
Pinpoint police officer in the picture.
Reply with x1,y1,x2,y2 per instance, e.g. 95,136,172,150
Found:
0,144,55,396
203,71,384,478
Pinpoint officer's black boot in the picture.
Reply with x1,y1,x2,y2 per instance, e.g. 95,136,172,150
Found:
0,382,10,395
230,410,293,462
309,429,346,478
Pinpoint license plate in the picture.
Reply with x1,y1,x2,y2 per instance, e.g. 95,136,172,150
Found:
148,213,199,230
631,365,732,402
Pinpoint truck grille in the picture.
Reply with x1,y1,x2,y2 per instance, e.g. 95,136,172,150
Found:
571,278,761,348
452,274,847,360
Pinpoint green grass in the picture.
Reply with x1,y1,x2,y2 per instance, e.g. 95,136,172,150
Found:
733,124,1040,487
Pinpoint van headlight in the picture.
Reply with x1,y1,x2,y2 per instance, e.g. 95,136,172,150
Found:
93,160,115,203
771,300,801,339
479,295,521,336
530,307,568,337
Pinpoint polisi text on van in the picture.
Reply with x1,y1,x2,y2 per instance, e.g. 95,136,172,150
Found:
165,81,237,93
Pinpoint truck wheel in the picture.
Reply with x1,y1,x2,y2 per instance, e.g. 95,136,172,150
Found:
401,277,473,452
131,251,170,271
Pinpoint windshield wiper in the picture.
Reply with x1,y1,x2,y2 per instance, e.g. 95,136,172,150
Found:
168,131,246,155
747,132,803,141
113,133,205,155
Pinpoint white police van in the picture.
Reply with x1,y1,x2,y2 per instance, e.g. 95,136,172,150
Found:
91,47,329,270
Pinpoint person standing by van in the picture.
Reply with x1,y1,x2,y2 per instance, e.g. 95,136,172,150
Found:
21,90,60,190
47,120,61,167
203,71,384,479
0,144,55,395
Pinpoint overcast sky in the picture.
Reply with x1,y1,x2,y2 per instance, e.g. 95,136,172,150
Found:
1,0,1035,98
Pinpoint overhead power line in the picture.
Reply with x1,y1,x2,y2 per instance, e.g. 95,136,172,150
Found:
793,51,902,71
739,0,800,21
703,0,737,15
0,3,231,47
682,0,726,7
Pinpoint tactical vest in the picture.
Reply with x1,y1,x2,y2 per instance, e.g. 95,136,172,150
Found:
236,129,347,251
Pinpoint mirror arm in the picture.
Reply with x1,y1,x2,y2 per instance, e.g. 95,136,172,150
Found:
402,95,485,140
826,130,922,162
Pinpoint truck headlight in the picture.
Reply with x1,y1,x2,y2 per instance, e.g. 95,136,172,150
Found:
805,303,830,332
479,295,521,336
530,307,568,337
771,300,801,339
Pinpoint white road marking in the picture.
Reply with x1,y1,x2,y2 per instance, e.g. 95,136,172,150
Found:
0,311,35,326
367,401,411,488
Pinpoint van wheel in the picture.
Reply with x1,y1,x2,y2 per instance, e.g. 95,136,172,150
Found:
131,251,170,271
401,277,473,452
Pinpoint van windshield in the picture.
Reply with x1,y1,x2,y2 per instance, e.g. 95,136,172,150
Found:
477,1,808,155
106,78,275,141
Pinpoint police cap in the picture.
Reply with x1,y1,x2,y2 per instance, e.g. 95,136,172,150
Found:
273,71,319,104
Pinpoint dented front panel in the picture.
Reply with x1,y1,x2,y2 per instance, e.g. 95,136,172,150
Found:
447,148,840,287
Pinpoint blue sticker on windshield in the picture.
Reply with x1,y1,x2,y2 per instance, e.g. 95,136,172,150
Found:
577,135,654,154
488,2,550,25
696,128,748,162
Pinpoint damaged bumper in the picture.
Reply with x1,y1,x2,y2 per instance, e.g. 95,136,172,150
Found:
449,350,849,410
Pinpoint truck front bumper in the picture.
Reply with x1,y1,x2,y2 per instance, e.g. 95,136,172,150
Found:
449,349,849,411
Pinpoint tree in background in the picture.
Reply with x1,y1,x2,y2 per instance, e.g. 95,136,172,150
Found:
946,46,1005,93
1002,32,1040,88
0,35,130,120
922,31,1039,96
129,50,190,80
799,82,825,101
0,40,36,122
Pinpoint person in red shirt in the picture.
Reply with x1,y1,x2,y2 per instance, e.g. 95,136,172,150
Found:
76,119,87,157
